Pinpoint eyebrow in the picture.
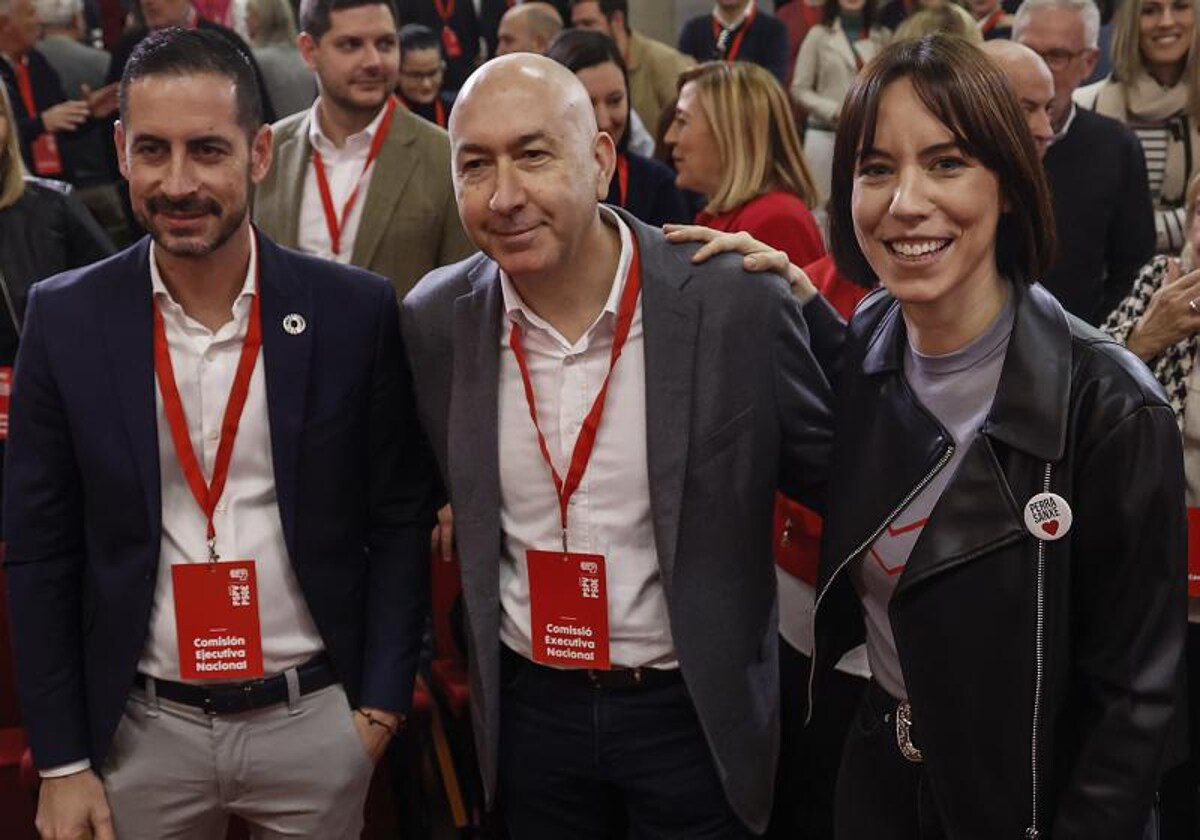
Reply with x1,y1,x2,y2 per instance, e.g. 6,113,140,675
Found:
455,132,553,158
859,140,962,160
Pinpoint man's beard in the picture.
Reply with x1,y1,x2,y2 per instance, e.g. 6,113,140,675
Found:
136,193,246,258
324,77,392,117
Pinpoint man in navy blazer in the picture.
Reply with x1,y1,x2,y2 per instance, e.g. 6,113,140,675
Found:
3,28,434,840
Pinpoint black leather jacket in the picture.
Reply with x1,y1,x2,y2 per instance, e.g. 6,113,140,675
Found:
810,281,1187,839
0,177,113,363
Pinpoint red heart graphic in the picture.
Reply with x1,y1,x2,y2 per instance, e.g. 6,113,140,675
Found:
1042,521,1059,536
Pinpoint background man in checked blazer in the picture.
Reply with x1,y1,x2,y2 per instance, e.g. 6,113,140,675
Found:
254,0,474,299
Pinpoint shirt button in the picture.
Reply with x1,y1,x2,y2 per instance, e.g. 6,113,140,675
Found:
207,430,219,442
563,355,576,366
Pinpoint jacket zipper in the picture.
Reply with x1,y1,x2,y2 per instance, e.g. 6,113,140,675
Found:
805,441,955,721
1026,462,1051,839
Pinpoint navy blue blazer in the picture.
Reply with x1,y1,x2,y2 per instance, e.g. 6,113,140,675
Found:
2,232,436,769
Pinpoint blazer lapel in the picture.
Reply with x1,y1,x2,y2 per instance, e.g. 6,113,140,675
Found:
256,232,313,560
634,214,699,592
100,239,161,544
268,117,311,250
448,260,503,645
351,107,420,270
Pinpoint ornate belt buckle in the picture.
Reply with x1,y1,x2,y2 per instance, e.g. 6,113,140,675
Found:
895,700,924,763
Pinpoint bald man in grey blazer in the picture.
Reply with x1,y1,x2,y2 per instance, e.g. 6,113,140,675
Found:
401,54,834,838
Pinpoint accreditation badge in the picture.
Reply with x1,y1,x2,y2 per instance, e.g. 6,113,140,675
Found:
31,134,62,176
172,560,265,680
0,366,13,439
527,550,610,670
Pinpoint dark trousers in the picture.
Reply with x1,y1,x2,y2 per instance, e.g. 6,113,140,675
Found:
834,681,947,840
497,648,751,840
766,639,866,840
1160,622,1200,840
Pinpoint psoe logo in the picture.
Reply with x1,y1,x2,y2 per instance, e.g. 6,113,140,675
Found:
580,561,598,574
229,568,249,582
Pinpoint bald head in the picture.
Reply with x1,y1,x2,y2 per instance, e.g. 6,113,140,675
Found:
453,53,597,142
447,53,616,282
982,40,1055,158
496,1,563,56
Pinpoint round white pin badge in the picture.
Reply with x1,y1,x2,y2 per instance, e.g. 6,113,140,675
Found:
1023,492,1072,541
282,314,307,335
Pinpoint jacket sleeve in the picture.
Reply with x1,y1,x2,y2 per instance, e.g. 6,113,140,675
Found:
773,283,836,514
1051,402,1187,837
357,283,438,713
791,29,842,125
1099,130,1155,323
2,283,91,768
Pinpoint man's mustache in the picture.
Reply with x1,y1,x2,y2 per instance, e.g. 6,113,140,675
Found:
146,195,221,216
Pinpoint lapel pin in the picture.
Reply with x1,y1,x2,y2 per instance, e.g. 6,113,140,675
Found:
282,314,307,336
1024,491,1072,541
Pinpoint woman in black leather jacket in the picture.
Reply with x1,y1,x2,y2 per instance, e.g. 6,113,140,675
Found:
0,85,114,370
671,33,1187,840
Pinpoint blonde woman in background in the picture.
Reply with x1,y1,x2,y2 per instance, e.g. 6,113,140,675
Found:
894,1,984,42
667,61,826,266
791,0,891,197
1076,0,1200,253
245,0,316,118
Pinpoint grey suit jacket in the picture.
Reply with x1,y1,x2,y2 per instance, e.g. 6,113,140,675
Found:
253,103,475,299
400,209,834,833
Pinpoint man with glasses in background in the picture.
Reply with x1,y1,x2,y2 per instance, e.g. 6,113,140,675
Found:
1015,0,1155,325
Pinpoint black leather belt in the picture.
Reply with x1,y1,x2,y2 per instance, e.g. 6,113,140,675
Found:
135,656,337,715
501,645,681,691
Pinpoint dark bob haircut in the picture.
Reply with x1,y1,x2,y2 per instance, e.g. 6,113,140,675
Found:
828,34,1055,290
544,28,630,152
120,27,262,141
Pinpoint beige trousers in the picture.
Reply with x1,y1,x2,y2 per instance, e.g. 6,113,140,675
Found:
102,680,374,839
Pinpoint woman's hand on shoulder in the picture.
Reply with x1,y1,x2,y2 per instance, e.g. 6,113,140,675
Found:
662,224,819,302
1127,258,1200,361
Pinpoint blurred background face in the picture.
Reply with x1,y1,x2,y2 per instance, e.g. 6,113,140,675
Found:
0,0,40,55
1017,7,1098,128
839,0,867,14
399,45,444,104
301,4,399,116
664,80,723,196
1139,0,1194,78
570,0,612,34
496,12,533,55
140,0,191,30
576,60,628,147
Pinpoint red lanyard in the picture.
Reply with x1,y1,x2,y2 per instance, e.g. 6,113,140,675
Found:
508,236,643,548
398,94,445,128
311,96,397,256
615,153,629,207
434,0,453,22
979,7,1005,34
14,58,38,119
712,4,757,62
153,259,262,562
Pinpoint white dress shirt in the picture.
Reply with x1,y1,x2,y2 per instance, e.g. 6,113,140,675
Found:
140,235,324,681
496,209,677,669
297,98,390,263
44,236,326,780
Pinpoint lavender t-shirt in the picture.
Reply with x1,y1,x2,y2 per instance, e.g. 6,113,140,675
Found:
853,294,1015,700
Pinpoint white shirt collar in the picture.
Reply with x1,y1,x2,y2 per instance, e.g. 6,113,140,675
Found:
500,206,634,348
307,96,393,156
150,229,258,329
1049,102,1078,147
